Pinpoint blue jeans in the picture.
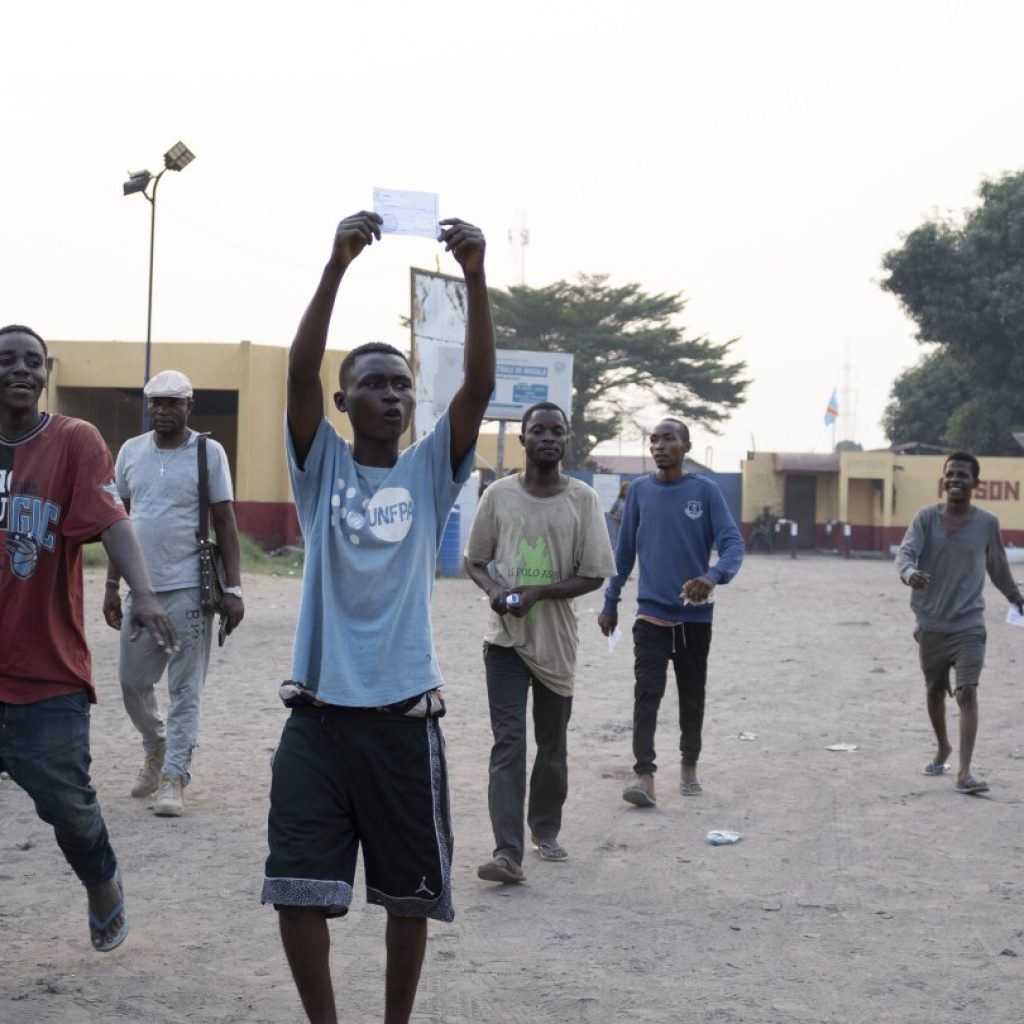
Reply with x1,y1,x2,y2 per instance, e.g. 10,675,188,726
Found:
0,693,118,889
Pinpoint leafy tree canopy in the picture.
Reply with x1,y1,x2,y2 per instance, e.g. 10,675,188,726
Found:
882,348,972,448
881,171,1024,454
489,274,747,468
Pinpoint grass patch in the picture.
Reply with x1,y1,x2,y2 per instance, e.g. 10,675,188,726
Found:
237,534,304,577
82,543,108,569
81,534,304,577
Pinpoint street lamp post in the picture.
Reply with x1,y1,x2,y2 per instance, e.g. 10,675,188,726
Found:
123,141,195,427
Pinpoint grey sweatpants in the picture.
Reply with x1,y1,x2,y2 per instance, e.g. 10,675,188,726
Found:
120,587,213,783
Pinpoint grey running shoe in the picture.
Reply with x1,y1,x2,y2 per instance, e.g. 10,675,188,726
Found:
153,773,184,817
477,855,526,883
130,742,166,798
622,773,656,807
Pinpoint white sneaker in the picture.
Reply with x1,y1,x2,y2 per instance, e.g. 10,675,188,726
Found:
130,742,166,798
153,774,184,817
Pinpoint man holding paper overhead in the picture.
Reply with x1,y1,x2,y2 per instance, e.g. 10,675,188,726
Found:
896,451,1023,795
262,208,494,1024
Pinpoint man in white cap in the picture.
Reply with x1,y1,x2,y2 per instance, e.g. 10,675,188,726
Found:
103,370,244,816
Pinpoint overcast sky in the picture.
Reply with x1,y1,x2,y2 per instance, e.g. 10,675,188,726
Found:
5,1,1024,469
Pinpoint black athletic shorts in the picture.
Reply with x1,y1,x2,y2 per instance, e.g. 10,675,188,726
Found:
261,704,454,922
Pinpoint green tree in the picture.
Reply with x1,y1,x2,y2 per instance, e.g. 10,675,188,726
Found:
882,348,972,447
881,171,1024,454
489,274,747,468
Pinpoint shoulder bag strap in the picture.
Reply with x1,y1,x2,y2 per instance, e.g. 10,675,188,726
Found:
197,433,210,543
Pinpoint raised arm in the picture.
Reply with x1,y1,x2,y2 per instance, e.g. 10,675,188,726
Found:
288,211,383,467
439,218,495,474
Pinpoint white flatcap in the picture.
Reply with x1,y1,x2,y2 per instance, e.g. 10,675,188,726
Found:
144,370,193,398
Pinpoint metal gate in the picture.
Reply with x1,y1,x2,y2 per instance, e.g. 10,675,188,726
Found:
784,475,817,549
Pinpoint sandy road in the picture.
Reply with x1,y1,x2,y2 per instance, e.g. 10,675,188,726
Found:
2,554,1023,1023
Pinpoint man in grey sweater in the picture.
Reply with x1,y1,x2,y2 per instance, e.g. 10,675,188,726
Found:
896,451,1023,794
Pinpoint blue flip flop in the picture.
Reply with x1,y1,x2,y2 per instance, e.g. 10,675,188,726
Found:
922,761,950,776
531,836,568,862
955,777,990,795
89,869,127,953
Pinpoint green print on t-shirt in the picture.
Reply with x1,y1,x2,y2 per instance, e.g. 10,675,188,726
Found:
511,518,560,624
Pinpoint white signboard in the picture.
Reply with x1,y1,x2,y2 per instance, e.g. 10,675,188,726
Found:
411,269,575,435
431,347,574,422
411,269,468,438
487,350,574,422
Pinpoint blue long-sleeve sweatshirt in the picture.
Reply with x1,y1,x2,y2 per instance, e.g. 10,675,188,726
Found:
602,473,744,624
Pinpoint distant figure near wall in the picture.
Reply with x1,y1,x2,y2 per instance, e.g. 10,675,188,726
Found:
748,505,777,553
606,479,630,550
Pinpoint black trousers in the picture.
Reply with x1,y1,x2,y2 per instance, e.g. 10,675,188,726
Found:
631,619,713,775
484,643,573,863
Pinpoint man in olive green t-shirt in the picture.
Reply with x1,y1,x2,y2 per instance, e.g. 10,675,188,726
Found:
465,402,616,883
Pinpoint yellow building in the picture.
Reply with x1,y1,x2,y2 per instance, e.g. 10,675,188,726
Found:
742,450,1024,552
43,340,522,547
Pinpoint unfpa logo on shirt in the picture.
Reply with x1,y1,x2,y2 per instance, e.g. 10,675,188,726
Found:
333,483,415,544
684,499,703,520
366,487,415,542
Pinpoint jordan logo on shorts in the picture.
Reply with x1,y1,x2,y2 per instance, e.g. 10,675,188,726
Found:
416,876,435,897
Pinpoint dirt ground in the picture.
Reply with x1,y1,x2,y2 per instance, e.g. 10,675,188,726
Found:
2,553,1023,1024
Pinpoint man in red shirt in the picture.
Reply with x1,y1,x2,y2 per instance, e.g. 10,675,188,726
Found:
0,324,177,952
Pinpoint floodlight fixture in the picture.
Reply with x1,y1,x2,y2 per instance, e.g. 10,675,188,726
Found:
164,141,195,172
122,170,152,196
122,140,197,428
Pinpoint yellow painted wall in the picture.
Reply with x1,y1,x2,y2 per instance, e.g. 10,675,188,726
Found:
815,475,840,522
44,339,523,505
846,478,880,523
742,449,1024,538
891,455,1024,528
741,452,785,521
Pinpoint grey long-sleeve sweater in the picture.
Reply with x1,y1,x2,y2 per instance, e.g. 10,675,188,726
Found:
895,505,1023,632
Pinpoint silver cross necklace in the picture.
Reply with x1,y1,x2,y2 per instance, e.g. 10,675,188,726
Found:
154,434,191,475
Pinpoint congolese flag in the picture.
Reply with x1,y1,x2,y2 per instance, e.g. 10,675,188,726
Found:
824,389,839,426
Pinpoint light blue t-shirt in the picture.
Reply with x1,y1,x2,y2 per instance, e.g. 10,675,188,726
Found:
287,411,473,706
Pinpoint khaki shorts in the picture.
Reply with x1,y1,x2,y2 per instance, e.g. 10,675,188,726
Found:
914,629,986,694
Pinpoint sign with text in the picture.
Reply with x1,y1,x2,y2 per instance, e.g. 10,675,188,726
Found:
432,348,574,422
412,270,575,434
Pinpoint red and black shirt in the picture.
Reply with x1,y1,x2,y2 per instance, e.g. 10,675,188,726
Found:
1,414,127,704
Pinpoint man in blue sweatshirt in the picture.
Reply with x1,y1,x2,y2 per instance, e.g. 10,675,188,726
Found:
598,418,744,807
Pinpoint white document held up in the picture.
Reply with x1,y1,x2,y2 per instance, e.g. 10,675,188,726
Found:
1006,605,1024,628
372,187,439,239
